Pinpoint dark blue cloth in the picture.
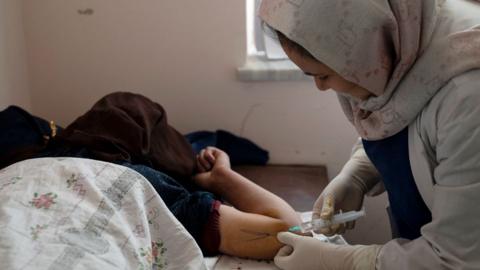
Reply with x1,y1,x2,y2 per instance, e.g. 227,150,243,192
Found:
0,106,62,155
186,130,269,165
121,163,216,246
363,128,432,240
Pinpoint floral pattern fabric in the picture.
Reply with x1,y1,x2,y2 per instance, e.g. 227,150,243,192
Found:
0,158,206,270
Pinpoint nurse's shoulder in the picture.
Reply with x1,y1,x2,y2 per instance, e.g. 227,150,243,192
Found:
415,68,480,186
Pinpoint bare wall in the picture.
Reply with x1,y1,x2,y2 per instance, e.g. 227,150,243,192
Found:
22,0,361,174
0,0,31,110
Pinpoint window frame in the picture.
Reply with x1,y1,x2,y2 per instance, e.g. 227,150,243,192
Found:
237,0,308,81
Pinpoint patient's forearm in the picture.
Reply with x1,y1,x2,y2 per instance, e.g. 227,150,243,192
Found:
212,167,301,226
218,205,293,259
205,167,302,259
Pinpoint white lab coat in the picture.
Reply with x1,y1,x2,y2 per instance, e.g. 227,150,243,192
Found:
375,69,480,270
371,1,480,269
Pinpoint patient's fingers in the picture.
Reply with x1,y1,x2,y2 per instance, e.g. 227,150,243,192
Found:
204,148,216,163
198,150,212,170
196,157,207,172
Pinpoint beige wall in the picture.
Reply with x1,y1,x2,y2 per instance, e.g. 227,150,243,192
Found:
0,0,31,110
22,0,360,175
22,0,390,244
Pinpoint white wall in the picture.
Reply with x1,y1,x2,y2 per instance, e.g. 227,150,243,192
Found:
22,0,390,244
22,0,358,175
0,0,31,110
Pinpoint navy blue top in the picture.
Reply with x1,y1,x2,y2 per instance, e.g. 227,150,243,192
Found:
363,128,432,240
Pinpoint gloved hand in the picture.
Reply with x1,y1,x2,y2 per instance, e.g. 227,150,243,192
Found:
313,141,382,235
275,232,382,270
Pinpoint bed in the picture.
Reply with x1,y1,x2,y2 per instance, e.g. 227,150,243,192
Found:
0,157,345,270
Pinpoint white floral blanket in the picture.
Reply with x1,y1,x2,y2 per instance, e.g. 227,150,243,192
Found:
0,158,207,270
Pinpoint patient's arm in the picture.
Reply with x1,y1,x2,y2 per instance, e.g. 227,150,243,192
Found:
218,204,293,259
194,147,301,259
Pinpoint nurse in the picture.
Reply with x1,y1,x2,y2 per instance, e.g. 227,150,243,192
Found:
259,0,480,269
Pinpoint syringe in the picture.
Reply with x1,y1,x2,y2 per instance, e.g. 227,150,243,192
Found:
288,208,366,234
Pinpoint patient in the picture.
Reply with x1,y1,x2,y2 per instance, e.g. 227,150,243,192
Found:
192,146,301,259
0,93,301,260
117,146,300,260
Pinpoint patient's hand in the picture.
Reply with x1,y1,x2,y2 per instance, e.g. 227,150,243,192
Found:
193,147,231,190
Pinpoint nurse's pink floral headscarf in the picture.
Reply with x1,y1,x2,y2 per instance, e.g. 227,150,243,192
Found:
260,0,480,140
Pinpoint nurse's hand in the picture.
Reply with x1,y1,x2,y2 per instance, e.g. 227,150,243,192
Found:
312,174,366,235
274,232,381,270
312,142,382,235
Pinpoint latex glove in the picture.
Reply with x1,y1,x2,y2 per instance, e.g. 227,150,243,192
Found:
313,141,382,235
275,232,381,270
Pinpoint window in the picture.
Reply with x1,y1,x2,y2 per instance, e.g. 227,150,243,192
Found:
247,0,288,60
237,0,307,81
